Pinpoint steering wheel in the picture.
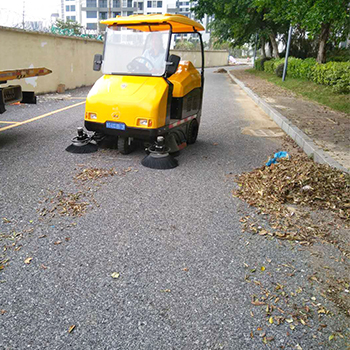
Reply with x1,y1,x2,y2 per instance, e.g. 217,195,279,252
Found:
127,56,155,73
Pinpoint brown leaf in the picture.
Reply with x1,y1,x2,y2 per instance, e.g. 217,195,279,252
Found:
68,325,76,333
54,241,62,245
24,257,33,264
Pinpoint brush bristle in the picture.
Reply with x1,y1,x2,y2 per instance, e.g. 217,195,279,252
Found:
141,154,178,169
65,143,98,154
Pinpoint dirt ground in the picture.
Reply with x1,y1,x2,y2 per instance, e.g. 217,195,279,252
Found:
231,68,350,170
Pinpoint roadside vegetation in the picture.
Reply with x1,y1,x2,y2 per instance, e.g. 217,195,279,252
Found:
246,68,349,114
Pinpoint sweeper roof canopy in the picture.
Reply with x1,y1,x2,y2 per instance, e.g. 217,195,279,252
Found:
101,14,205,33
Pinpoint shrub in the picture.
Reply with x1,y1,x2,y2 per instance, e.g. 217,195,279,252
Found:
264,60,275,74
254,58,262,70
313,62,350,93
276,63,284,77
260,57,271,71
254,57,271,71
262,58,350,93
287,57,316,80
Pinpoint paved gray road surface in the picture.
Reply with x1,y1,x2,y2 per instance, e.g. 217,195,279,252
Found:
0,69,347,349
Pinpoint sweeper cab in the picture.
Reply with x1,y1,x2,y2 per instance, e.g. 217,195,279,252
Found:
67,14,205,169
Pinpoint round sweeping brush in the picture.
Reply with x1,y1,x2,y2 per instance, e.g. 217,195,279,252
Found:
65,127,98,154
141,136,178,170
141,153,178,169
65,142,98,154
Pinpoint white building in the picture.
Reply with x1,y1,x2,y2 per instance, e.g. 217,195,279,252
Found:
60,0,211,42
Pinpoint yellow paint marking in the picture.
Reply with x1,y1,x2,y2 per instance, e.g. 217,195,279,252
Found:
0,121,20,124
0,101,85,132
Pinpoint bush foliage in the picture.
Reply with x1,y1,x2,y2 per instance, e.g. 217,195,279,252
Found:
255,57,350,93
254,57,271,71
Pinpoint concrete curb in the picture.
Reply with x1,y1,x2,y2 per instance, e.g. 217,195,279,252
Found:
227,70,349,173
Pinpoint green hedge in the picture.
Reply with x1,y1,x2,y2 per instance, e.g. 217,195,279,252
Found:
288,57,316,80
254,58,262,70
313,62,350,93
264,58,284,74
256,57,350,93
254,57,271,71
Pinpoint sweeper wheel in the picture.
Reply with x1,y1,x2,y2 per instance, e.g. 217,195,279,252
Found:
118,137,133,155
187,119,199,144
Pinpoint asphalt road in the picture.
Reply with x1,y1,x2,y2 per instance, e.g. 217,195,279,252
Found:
0,68,347,349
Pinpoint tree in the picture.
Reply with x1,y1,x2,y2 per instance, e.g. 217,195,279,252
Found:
193,0,288,58
256,0,350,63
298,0,350,63
54,18,83,35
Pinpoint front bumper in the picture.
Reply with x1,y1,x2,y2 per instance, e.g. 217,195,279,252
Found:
85,120,167,140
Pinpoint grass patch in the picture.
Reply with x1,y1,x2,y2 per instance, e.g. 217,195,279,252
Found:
246,69,350,114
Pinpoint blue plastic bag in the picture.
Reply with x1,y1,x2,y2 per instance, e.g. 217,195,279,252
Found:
266,151,290,166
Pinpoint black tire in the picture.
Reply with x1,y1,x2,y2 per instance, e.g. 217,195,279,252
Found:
118,137,133,155
187,119,199,145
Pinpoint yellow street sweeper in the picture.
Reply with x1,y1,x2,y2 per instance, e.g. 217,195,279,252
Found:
67,14,205,169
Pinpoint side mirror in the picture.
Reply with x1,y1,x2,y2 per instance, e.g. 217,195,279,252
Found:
166,54,180,77
93,54,103,71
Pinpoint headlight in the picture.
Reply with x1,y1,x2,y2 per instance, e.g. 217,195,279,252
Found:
137,118,152,127
86,112,97,120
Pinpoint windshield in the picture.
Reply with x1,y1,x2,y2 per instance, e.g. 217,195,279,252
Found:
102,26,170,76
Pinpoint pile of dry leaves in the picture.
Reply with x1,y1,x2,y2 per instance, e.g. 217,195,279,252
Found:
234,154,350,242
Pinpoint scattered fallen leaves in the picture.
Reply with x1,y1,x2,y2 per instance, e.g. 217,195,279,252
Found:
214,68,227,73
68,325,76,333
24,257,33,264
74,167,117,182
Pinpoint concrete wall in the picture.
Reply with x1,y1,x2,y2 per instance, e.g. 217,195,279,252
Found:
0,27,104,94
171,50,229,68
0,27,228,94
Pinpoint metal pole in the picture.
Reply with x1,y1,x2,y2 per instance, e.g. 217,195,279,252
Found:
22,0,25,29
253,33,258,66
282,25,293,82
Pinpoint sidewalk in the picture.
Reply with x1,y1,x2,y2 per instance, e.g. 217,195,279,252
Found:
229,67,350,170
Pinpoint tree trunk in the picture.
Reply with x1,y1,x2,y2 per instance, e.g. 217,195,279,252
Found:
269,33,280,58
261,38,266,58
267,40,272,57
317,23,331,63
